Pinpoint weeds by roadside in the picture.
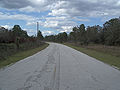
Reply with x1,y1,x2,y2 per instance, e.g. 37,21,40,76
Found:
64,43,120,70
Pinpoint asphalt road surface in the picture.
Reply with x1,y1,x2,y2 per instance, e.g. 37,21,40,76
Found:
0,43,120,90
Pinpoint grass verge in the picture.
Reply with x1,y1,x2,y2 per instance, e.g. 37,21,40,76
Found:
0,43,49,68
64,43,120,70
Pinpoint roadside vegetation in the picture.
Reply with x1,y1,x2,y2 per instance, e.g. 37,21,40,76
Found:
64,43,120,69
0,25,48,68
0,43,48,68
44,17,120,69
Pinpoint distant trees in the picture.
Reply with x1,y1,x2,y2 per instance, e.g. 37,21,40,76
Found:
0,25,28,44
86,25,102,44
72,27,78,43
45,32,68,43
0,27,14,43
0,25,45,60
12,25,28,39
45,35,55,42
103,18,120,45
0,25,44,49
12,25,28,49
68,24,87,44
57,32,68,43
45,17,120,46
37,30,44,40
1,17,119,46
78,24,87,45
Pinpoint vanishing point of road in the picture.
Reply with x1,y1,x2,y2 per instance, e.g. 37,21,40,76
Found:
0,43,120,90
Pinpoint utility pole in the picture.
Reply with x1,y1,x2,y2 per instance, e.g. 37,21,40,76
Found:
37,22,39,36
37,22,39,43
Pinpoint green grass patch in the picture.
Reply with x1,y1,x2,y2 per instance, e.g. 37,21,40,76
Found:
64,43,120,69
0,43,49,68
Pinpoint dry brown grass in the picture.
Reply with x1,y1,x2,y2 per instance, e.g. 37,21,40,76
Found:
84,44,120,57
64,43,120,69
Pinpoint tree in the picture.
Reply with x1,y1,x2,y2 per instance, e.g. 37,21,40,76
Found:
69,32,76,43
78,24,87,45
103,18,120,45
45,35,55,42
12,25,28,38
12,25,22,37
0,27,14,43
44,32,68,43
37,30,44,40
71,27,79,43
44,17,120,46
61,32,68,42
15,37,20,49
86,25,99,44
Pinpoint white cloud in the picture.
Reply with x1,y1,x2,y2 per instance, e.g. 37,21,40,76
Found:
61,26,73,32
49,1,68,10
47,0,120,18
42,30,55,35
28,0,46,6
72,17,90,22
48,9,67,16
24,28,37,36
26,22,37,26
26,21,44,26
45,16,66,21
19,6,37,12
0,12,37,21
116,1,120,6
1,0,120,18
0,12,40,28
1,0,120,35
44,21,58,28
42,16,77,33
1,25,12,29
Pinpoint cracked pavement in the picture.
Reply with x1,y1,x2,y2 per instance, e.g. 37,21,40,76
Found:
0,43,120,90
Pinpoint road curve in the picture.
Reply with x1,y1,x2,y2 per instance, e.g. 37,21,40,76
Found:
0,43,120,90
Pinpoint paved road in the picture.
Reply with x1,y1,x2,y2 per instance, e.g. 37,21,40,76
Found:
0,43,120,90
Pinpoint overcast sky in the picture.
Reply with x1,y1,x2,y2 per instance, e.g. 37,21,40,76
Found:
0,0,120,36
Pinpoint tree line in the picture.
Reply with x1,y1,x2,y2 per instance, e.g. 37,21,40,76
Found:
45,17,120,46
0,25,44,49
0,25,44,60
45,32,68,43
1,17,120,46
